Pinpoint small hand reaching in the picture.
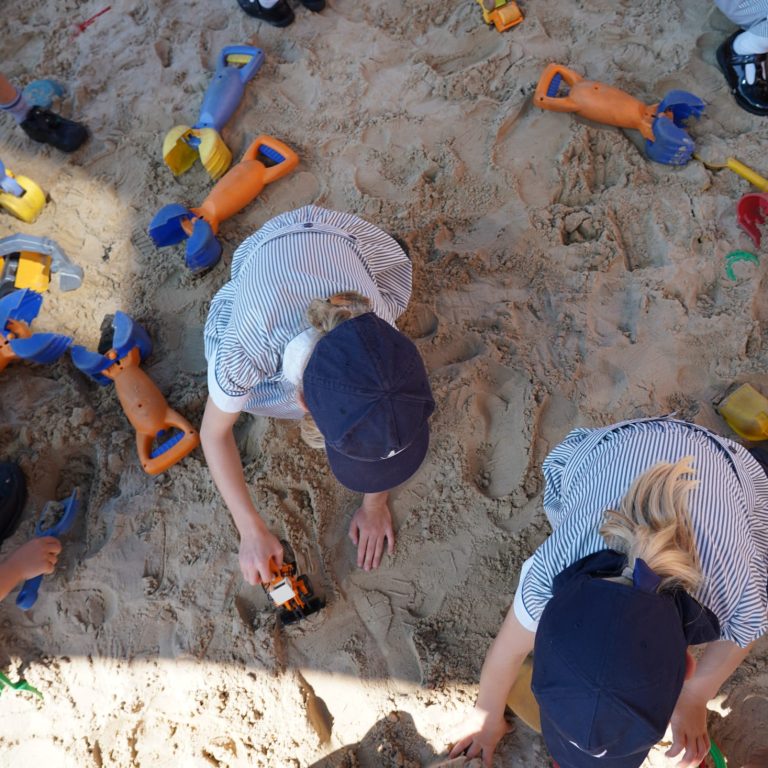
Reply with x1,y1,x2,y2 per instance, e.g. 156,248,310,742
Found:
666,689,710,768
8,537,62,580
349,492,394,571
238,529,284,585
448,707,511,768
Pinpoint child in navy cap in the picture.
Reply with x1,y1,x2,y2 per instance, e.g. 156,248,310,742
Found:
449,417,767,768
200,206,434,586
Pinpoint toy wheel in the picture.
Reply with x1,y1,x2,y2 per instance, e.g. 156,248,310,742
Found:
296,574,312,596
280,539,297,567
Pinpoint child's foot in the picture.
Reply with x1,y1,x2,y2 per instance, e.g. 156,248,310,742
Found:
717,31,768,116
20,106,88,152
237,0,294,26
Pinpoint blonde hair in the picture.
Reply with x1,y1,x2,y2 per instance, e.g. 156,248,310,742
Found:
599,457,703,592
299,291,372,450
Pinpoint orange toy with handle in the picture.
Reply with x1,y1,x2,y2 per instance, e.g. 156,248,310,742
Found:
534,63,705,165
149,135,300,273
70,312,199,475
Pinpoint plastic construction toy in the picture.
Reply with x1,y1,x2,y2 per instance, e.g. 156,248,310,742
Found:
716,382,768,441
0,289,72,374
737,192,768,248
16,489,80,611
534,63,705,166
150,135,299,273
163,45,264,181
0,234,84,297
263,541,324,625
0,669,43,699
476,0,523,31
0,159,46,224
70,312,200,475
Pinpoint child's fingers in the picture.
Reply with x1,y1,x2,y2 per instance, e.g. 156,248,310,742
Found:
39,536,62,554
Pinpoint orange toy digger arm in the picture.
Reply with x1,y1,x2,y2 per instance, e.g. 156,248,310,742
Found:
104,348,200,475
187,135,300,235
534,63,657,142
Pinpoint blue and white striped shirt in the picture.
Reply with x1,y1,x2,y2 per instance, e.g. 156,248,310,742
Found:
514,417,768,647
204,206,412,418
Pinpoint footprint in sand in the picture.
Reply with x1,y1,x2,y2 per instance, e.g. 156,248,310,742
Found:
466,367,532,500
56,583,118,632
400,303,438,340
422,333,484,372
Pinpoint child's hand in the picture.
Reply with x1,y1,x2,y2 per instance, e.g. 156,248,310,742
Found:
7,537,62,581
666,688,710,767
448,707,511,767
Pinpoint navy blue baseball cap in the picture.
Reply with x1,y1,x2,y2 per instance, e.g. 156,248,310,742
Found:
532,550,720,768
302,313,435,493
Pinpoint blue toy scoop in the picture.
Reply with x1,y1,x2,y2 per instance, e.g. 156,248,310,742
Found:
10,333,72,364
185,219,221,273
646,90,704,166
16,489,80,611
148,203,194,247
0,289,42,328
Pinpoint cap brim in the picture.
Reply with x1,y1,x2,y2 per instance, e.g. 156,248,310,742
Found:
325,421,430,493
540,710,650,768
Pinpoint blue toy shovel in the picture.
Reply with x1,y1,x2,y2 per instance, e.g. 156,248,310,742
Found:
16,488,80,611
163,45,265,179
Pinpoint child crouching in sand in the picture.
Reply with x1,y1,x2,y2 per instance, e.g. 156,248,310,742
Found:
449,417,767,768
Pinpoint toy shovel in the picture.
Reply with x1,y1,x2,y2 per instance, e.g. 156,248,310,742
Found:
0,159,45,224
534,63,704,165
0,289,72,373
150,135,299,273
163,45,264,180
16,489,80,611
70,312,200,475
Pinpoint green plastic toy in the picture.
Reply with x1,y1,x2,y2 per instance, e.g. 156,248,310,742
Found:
0,669,42,699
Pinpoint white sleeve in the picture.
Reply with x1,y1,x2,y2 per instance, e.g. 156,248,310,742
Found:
513,556,541,632
207,363,251,413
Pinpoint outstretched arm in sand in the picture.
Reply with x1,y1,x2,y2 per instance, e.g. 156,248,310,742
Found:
0,537,61,601
349,491,394,571
667,639,754,768
200,397,284,584
449,605,535,767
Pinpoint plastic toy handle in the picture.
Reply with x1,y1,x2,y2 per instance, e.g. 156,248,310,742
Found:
220,45,265,84
533,64,585,112
196,45,264,132
726,158,768,192
242,135,300,185
16,575,43,611
136,414,200,476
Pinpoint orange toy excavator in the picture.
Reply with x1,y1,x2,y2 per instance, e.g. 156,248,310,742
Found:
70,312,199,475
149,135,299,273
534,63,704,165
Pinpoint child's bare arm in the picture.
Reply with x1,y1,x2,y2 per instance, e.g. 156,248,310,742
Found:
449,605,536,767
667,639,755,768
0,537,61,602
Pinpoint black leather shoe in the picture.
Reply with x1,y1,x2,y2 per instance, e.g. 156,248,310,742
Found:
717,32,768,116
0,462,26,544
20,107,88,152
237,0,294,25
300,0,325,11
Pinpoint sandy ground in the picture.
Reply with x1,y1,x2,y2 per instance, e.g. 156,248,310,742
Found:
1,0,768,765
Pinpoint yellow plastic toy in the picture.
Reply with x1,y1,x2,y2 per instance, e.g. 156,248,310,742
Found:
476,0,523,31
0,235,83,295
0,161,45,224
716,383,768,441
694,154,768,192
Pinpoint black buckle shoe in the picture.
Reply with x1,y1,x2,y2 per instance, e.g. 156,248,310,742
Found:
717,32,768,116
300,0,325,11
0,462,26,544
237,0,294,25
20,106,89,153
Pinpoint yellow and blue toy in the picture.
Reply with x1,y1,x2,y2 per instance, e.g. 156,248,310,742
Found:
0,159,45,224
0,235,84,297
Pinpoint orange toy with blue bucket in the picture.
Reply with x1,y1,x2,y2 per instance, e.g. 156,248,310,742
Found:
534,64,704,165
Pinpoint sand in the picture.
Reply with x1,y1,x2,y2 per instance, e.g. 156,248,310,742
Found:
1,0,768,766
